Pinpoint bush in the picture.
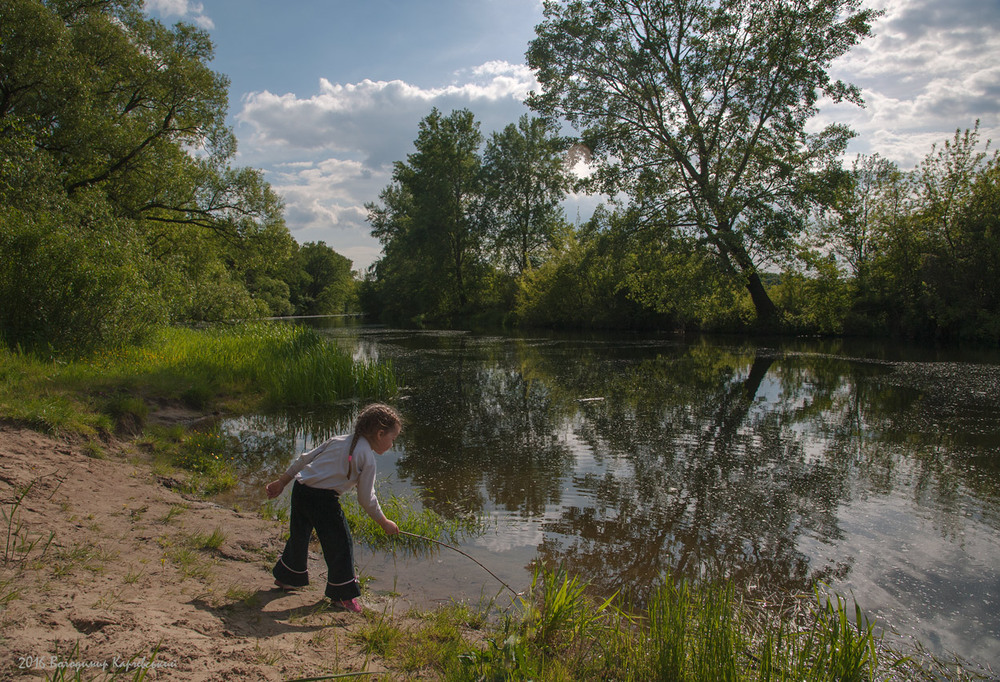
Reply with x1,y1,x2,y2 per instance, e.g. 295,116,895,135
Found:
0,207,165,354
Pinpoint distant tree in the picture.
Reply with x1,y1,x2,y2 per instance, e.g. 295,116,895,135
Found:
298,242,355,315
481,115,573,274
907,124,1000,339
818,154,904,281
367,108,486,319
527,0,881,326
365,180,428,320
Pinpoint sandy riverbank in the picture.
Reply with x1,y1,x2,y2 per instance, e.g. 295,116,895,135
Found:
0,423,441,680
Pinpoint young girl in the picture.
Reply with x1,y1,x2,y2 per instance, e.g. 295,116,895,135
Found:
265,403,401,613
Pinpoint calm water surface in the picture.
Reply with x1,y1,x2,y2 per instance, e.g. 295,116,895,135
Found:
222,322,1000,667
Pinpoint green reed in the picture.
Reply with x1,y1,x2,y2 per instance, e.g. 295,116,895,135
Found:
762,588,882,682
443,567,891,682
118,322,397,407
0,322,397,436
342,493,489,556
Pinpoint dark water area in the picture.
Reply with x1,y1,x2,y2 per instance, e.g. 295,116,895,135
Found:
219,320,1000,667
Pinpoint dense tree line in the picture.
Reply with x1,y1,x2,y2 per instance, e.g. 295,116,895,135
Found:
804,124,1000,341
0,0,356,353
4,0,997,351
367,106,999,342
364,0,999,343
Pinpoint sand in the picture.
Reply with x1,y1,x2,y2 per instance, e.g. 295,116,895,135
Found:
0,423,434,680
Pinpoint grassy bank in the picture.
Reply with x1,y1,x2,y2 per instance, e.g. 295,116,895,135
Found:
337,498,983,681
1,327,988,680
327,561,988,681
0,322,396,432
0,322,397,495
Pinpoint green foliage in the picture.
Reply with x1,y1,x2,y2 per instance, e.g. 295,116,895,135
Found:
342,492,488,555
0,323,397,438
451,566,889,682
522,565,616,654
174,430,235,475
456,565,615,681
773,254,855,335
514,235,614,328
366,108,488,322
0,206,166,354
102,393,149,435
166,429,238,495
187,526,228,551
908,125,1000,341
526,0,880,324
515,207,747,331
825,124,1000,342
122,323,397,407
481,115,573,275
0,346,104,435
283,241,358,316
0,0,297,353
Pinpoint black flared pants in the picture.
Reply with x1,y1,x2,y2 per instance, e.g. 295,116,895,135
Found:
272,481,360,601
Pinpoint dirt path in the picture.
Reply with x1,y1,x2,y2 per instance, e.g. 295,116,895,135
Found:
0,424,412,680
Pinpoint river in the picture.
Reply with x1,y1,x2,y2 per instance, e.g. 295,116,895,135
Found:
219,320,1000,668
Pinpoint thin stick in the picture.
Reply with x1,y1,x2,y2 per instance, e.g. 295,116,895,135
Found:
397,530,519,597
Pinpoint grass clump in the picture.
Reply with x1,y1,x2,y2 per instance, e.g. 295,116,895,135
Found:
258,498,289,523
170,430,238,495
341,492,489,555
187,527,227,551
102,393,148,435
0,322,397,438
355,611,406,659
424,566,895,682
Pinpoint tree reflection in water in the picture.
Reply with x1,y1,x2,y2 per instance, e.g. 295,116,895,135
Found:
226,325,1000,663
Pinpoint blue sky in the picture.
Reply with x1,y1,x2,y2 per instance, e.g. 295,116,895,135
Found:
145,0,1000,272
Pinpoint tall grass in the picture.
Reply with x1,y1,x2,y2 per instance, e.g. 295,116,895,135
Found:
341,493,489,556
446,567,891,682
0,322,397,435
759,589,882,682
92,322,397,408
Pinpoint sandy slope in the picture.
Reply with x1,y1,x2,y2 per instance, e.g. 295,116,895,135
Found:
0,423,414,680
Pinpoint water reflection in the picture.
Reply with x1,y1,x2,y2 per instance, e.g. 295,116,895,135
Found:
223,322,1000,665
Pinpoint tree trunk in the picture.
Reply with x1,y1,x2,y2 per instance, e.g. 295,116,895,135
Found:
746,271,777,327
712,228,779,326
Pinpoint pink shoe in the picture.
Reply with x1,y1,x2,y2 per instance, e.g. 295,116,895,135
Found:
333,598,363,613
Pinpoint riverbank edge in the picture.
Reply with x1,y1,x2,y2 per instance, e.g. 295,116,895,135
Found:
0,420,483,680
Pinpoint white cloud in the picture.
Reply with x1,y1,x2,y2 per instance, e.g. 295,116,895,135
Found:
816,0,1000,168
267,157,389,269
236,61,537,168
234,62,539,271
144,0,214,29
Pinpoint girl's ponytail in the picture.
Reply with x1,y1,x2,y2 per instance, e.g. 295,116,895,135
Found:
347,432,362,479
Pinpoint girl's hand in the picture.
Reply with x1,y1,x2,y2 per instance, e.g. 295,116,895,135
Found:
380,518,399,535
266,473,293,499
265,480,285,499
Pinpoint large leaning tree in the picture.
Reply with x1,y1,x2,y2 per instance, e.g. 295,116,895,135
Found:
527,0,880,324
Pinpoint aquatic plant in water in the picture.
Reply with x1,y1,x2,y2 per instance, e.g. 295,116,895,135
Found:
342,493,490,556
